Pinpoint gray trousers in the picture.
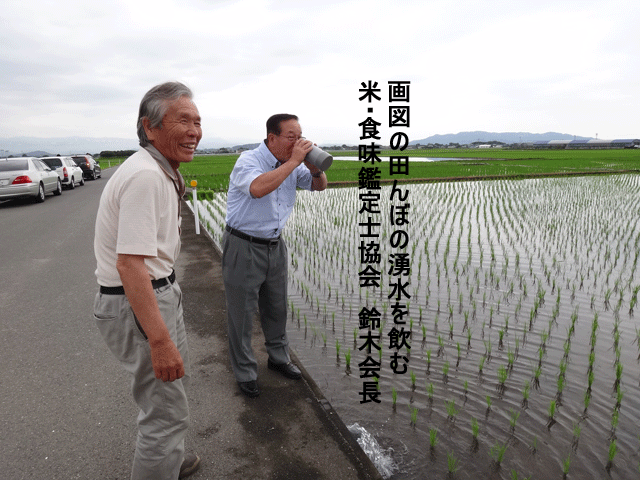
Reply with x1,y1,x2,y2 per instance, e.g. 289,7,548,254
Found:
222,230,290,383
94,281,190,480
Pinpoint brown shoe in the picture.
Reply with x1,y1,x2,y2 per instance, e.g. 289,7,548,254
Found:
179,453,201,478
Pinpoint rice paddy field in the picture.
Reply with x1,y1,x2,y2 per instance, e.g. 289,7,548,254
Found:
195,169,640,479
177,148,640,192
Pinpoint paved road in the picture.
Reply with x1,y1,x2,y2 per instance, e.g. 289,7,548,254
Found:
0,169,138,479
0,166,381,480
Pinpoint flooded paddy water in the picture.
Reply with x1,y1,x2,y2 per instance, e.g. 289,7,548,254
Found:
198,174,640,479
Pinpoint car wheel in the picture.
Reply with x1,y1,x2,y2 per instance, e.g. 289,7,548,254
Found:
69,177,75,189
80,176,85,186
91,169,96,180
35,183,46,203
53,179,62,196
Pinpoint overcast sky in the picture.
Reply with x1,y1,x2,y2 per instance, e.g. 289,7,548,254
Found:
1,0,638,147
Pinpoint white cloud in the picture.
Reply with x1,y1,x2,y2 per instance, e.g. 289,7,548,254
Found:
0,0,638,144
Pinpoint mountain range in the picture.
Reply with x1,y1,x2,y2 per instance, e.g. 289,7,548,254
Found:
1,131,597,156
411,131,593,145
0,136,231,157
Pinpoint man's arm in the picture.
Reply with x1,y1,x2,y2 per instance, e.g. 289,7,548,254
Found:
249,157,301,198
249,139,313,198
116,253,184,382
308,168,327,192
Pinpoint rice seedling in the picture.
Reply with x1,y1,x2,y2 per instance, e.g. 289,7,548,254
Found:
584,390,592,412
509,408,521,431
478,355,486,374
562,454,571,478
410,406,418,426
429,428,438,448
606,439,618,471
557,374,566,396
490,441,508,466
611,409,619,431
522,381,530,408
447,451,460,475
426,382,434,403
497,364,508,391
511,470,531,480
548,400,557,426
532,364,542,389
615,385,623,409
445,399,458,421
471,416,479,439
614,361,623,390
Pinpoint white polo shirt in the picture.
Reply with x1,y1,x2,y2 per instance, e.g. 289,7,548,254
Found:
94,147,183,287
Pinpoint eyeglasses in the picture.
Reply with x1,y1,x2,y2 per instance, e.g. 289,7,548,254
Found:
277,134,305,142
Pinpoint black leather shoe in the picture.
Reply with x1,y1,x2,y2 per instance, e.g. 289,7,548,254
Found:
268,359,302,379
238,380,259,397
179,453,201,478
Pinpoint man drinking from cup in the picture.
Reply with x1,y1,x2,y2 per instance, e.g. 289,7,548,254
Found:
222,114,327,397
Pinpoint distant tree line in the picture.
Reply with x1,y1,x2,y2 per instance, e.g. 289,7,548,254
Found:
99,150,137,158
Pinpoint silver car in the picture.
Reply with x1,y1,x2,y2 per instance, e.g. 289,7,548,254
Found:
0,158,62,203
40,156,85,189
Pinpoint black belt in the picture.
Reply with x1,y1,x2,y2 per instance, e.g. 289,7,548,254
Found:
99,270,176,295
225,225,280,246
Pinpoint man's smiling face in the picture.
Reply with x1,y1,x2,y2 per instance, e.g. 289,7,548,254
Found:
144,96,202,169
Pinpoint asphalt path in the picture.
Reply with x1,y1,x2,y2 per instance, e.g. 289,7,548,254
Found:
0,166,381,480
0,169,139,479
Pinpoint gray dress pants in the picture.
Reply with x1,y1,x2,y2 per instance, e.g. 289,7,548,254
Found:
94,281,190,480
222,230,290,383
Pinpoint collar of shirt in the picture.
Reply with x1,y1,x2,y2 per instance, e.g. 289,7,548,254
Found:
258,140,281,170
143,144,186,198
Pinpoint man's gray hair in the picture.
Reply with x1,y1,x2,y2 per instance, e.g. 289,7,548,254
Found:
137,82,194,147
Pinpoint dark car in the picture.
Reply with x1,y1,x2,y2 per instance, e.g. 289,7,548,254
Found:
71,154,102,180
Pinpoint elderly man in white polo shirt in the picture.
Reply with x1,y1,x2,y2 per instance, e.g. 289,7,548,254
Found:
93,82,202,479
223,113,327,398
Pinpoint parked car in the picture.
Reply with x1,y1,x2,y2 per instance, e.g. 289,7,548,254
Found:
0,157,62,202
40,156,85,189
71,154,101,180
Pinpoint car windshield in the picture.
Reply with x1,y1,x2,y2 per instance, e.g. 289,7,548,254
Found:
0,160,29,171
41,159,62,168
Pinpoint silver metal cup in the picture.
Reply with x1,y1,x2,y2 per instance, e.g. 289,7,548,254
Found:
304,145,333,171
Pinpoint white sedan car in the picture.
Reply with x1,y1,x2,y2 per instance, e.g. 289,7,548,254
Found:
0,157,62,203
